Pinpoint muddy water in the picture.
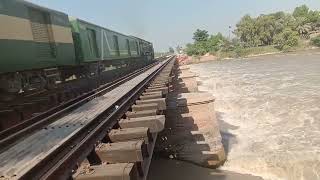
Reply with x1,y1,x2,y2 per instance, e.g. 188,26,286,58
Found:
189,52,320,180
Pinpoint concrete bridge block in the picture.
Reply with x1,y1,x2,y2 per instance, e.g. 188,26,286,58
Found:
145,87,168,95
132,103,158,112
152,81,168,86
174,92,226,167
142,91,163,96
140,93,162,100
96,140,148,163
151,82,168,87
119,115,165,133
149,84,167,89
109,127,152,144
135,98,166,110
154,76,171,82
75,163,137,180
126,109,158,118
176,73,198,93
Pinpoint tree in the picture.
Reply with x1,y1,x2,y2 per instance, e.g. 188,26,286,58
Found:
293,5,309,19
193,29,209,42
255,15,277,45
185,43,196,56
184,41,208,56
274,28,299,50
307,10,320,23
207,33,228,52
234,15,260,47
169,47,175,54
311,36,320,47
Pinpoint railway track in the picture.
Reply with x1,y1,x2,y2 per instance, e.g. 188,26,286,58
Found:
0,58,164,146
0,55,176,180
0,61,159,132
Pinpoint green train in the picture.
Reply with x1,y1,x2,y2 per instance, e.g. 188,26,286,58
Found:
0,0,154,94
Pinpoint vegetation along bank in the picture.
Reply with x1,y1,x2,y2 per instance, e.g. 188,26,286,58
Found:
184,5,320,60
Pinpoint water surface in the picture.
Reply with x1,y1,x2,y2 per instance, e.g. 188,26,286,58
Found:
189,52,320,180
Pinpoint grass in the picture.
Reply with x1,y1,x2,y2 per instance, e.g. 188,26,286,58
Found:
216,41,312,59
217,46,280,59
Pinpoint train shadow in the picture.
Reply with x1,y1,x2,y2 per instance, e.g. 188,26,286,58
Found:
155,90,223,168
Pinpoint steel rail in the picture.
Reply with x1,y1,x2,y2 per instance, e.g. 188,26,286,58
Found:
19,56,174,180
0,59,164,152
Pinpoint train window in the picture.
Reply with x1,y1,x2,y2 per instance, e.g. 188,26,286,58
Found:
86,28,99,58
126,39,131,56
113,35,120,56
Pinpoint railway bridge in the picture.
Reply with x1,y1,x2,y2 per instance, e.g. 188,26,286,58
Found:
0,56,176,180
0,2,226,179
0,54,227,180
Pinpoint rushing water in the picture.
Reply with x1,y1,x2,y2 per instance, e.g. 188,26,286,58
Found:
189,52,320,180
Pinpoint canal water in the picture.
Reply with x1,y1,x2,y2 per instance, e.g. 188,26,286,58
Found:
189,52,320,180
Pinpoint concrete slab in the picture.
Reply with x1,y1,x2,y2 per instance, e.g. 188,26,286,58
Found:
142,91,163,96
150,82,167,87
109,127,152,144
132,103,158,112
96,140,148,163
119,115,165,133
149,84,167,89
135,98,166,110
145,87,168,95
140,93,162,100
126,110,158,118
75,163,137,180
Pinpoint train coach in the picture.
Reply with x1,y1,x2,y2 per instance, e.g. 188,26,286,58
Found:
0,0,154,95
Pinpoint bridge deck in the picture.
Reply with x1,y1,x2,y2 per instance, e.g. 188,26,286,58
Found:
0,61,166,179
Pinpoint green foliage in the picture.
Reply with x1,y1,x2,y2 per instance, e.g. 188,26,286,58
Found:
207,33,227,52
193,29,209,42
293,5,309,19
274,28,299,50
185,42,208,56
311,36,320,47
218,46,280,59
185,4,318,58
234,15,259,47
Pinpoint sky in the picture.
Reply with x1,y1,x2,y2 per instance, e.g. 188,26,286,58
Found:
27,0,320,52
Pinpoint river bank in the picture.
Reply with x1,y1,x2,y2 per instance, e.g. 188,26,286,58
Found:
179,47,320,65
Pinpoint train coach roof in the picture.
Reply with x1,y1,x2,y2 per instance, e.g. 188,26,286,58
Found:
71,18,138,40
14,0,68,16
130,36,153,44
71,18,152,44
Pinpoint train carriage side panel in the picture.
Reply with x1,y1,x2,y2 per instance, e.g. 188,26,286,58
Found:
69,18,143,64
0,0,75,74
71,19,110,63
131,36,154,61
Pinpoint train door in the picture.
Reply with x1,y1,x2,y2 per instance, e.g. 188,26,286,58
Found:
113,35,120,56
126,39,131,56
86,28,99,58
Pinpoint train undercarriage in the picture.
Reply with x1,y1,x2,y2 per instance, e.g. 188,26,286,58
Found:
0,58,150,101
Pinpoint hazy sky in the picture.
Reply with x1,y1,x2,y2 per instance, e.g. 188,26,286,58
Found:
28,0,320,51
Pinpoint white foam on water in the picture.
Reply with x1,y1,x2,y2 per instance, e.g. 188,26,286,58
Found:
189,55,320,180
